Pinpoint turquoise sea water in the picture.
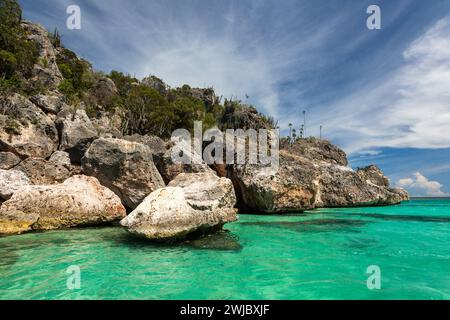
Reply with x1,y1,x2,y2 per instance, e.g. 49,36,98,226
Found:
0,199,449,300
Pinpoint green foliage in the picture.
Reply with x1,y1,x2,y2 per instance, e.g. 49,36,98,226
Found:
56,47,93,102
0,0,39,93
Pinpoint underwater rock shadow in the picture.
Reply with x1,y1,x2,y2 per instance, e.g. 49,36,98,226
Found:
108,229,243,252
239,218,368,233
346,213,450,223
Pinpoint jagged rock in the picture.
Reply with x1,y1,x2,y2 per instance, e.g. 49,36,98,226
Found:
124,134,167,155
142,76,167,95
155,137,214,184
357,165,390,187
30,92,66,114
229,140,408,213
49,151,71,169
120,187,237,241
0,94,58,158
0,169,32,201
56,106,98,163
231,151,319,212
168,172,237,211
21,22,63,89
281,138,348,166
90,112,123,139
81,138,165,209
15,157,70,185
89,77,118,106
0,152,21,170
0,175,126,235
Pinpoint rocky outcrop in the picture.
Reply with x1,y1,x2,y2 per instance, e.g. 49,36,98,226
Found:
124,134,167,156
49,150,71,169
21,21,63,89
0,169,32,201
0,94,59,158
228,140,408,213
281,138,348,166
0,175,126,235
120,173,237,241
357,165,390,187
0,152,21,170
30,92,66,114
155,137,213,184
55,106,98,163
168,172,237,211
88,77,118,106
81,138,165,209
15,157,70,185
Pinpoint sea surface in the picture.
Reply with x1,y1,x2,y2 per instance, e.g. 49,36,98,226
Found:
0,199,449,300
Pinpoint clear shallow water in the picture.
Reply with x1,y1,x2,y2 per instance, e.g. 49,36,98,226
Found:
0,199,449,300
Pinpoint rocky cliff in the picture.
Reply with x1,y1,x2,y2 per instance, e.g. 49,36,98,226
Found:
0,14,408,240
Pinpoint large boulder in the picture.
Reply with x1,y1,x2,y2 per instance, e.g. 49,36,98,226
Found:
0,175,126,235
155,137,213,184
124,134,167,156
231,151,319,213
168,172,237,211
0,94,59,158
15,157,71,185
55,106,98,163
120,185,237,241
0,152,21,170
0,169,32,201
81,138,165,209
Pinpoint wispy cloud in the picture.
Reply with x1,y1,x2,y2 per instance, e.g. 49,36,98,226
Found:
315,15,450,153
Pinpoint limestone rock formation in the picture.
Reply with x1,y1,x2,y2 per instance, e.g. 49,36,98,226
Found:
81,138,165,209
21,21,63,89
155,137,214,184
0,169,32,201
168,172,237,211
228,140,409,213
0,94,59,158
120,185,237,241
0,152,21,170
0,175,126,235
30,92,66,114
15,157,71,185
55,106,98,163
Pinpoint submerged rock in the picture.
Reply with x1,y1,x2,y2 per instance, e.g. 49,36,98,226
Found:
81,138,165,209
0,175,126,235
0,169,32,201
120,187,237,241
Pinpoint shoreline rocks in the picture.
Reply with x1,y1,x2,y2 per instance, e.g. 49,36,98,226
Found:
0,175,126,235
121,172,238,241
81,138,165,209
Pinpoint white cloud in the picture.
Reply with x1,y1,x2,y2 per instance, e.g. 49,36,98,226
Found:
397,172,449,197
315,16,450,154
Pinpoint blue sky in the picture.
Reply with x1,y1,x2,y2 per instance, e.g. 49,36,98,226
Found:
19,0,450,196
